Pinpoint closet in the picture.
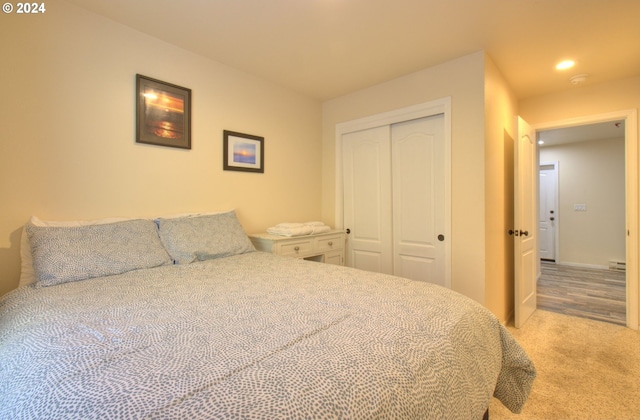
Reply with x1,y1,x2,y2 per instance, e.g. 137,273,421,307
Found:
341,112,449,287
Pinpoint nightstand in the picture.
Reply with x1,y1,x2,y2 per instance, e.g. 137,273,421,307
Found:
249,230,346,266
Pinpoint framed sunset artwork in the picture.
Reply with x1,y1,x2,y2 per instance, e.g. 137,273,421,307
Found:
223,130,264,173
136,74,191,149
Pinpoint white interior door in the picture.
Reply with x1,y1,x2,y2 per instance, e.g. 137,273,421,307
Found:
515,117,538,328
391,115,447,286
342,126,393,274
539,163,557,261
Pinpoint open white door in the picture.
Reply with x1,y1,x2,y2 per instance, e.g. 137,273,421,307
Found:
514,117,538,328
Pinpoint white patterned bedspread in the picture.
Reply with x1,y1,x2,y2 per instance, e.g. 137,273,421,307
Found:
0,252,535,419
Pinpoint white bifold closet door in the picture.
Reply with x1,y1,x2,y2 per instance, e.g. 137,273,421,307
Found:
342,114,447,287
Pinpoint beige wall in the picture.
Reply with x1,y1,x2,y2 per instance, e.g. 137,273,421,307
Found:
484,55,518,322
321,52,487,305
0,1,323,296
540,138,626,267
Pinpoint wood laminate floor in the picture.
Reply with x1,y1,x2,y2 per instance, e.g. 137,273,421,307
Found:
537,261,626,326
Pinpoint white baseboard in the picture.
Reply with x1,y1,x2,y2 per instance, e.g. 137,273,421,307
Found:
555,261,609,271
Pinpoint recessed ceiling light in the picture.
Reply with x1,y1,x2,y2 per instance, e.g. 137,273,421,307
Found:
556,60,575,70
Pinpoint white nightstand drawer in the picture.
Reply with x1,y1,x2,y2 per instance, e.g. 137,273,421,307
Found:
315,235,344,252
277,239,314,257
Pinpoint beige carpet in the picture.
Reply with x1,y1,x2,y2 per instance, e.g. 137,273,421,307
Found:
489,310,640,420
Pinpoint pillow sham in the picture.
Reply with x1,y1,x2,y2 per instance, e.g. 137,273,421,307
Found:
19,216,132,287
156,210,255,264
26,219,172,287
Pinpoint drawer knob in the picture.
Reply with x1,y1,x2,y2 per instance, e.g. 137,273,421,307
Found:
294,246,300,252
328,241,333,246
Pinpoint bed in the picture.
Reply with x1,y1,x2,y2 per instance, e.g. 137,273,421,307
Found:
0,210,535,419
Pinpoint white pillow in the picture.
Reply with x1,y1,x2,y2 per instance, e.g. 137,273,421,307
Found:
153,209,234,220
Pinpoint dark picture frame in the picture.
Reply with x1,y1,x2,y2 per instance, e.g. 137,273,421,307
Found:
223,130,264,173
136,74,191,149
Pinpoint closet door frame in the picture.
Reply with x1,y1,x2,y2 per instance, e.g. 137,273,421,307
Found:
335,97,452,287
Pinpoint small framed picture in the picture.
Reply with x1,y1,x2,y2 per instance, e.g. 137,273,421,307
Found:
136,74,191,149
223,130,264,173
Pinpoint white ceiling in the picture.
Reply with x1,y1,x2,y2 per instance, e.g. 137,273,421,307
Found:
538,120,626,147
67,0,640,101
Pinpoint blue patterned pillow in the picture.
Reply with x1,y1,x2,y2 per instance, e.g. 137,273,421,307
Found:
156,210,255,264
26,219,172,287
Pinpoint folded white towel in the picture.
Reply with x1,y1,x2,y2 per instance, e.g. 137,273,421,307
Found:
267,226,314,237
275,222,305,228
275,221,326,228
310,225,331,234
266,223,332,237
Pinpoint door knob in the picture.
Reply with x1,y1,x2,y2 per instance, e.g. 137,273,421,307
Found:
550,217,555,221
520,230,529,237
346,228,351,234
437,234,445,241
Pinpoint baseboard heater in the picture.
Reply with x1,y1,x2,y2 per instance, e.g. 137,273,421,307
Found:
609,260,626,271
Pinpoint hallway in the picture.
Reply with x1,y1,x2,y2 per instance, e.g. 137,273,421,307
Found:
537,262,626,326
